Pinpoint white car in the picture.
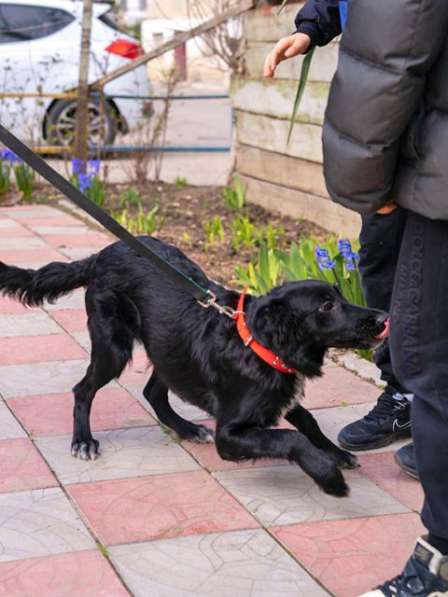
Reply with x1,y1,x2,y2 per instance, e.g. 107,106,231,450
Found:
0,0,151,146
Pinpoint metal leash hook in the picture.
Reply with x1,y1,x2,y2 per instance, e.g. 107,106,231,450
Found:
197,290,238,319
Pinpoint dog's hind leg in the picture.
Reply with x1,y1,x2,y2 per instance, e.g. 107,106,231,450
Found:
71,293,135,460
285,404,358,469
143,373,214,443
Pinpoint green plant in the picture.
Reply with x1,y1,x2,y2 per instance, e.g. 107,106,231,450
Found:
86,176,106,208
235,245,282,295
0,161,11,196
112,206,164,235
175,176,188,188
231,216,256,251
14,163,34,202
256,223,285,250
204,216,225,248
223,177,246,211
119,187,142,209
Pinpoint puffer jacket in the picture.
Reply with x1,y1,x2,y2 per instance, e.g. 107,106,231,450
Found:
322,0,448,220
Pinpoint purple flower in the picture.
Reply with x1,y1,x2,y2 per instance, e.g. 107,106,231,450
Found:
88,159,100,175
78,172,93,193
344,251,360,272
338,238,353,258
71,158,84,176
315,246,335,270
0,148,22,164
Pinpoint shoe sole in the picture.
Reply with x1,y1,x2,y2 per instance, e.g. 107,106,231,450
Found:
338,429,411,452
394,452,420,480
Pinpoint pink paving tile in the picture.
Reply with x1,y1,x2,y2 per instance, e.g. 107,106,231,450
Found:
358,452,424,512
271,513,425,597
44,234,111,249
182,420,284,472
0,224,34,237
0,550,128,597
0,437,56,493
8,387,156,436
68,470,259,545
303,365,379,410
0,334,86,365
0,296,40,315
51,309,88,333
0,249,67,263
22,216,84,227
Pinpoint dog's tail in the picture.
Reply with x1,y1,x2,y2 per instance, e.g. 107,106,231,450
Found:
0,256,96,307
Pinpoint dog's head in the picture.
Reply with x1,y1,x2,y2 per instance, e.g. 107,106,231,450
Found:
247,280,388,377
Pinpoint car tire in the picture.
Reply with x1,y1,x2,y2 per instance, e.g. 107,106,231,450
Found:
44,98,118,147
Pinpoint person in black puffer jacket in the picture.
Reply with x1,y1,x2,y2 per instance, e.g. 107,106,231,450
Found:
265,1,448,595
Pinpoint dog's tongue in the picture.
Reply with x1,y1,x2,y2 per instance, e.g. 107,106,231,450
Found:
375,319,390,341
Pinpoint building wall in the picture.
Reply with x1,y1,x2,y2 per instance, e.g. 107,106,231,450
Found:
231,3,361,237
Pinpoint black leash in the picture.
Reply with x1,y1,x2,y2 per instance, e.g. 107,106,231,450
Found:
0,123,235,316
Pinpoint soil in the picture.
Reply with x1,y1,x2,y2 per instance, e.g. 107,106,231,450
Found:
1,181,329,288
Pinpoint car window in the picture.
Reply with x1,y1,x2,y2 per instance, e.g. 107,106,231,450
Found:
0,4,75,43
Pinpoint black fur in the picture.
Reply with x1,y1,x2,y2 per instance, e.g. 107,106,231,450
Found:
0,237,387,496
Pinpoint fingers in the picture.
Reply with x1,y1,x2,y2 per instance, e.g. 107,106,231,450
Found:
264,33,312,78
284,33,311,57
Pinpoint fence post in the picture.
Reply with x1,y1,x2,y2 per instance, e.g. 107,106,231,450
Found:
74,0,93,170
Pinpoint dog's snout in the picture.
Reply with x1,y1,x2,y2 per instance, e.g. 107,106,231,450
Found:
376,312,389,326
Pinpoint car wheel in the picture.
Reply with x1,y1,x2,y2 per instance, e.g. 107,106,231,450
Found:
44,98,118,147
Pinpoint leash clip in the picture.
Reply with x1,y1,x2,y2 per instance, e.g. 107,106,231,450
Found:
198,291,238,319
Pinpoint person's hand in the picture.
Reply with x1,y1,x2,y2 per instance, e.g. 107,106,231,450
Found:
264,33,311,78
376,202,398,215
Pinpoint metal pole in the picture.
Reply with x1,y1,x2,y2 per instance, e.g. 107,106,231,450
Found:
74,0,93,170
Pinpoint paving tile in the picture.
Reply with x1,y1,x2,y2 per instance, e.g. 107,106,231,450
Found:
358,452,424,512
214,466,409,527
50,308,87,333
9,387,155,437
271,513,425,597
0,550,129,597
0,296,40,315
44,289,86,310
0,222,33,237
303,366,378,410
0,402,26,439
311,404,411,454
0,334,86,365
3,206,63,219
0,487,94,562
36,426,200,484
31,226,91,236
0,237,47,250
21,215,84,227
0,359,91,398
0,312,62,338
128,387,210,421
0,438,57,494
68,470,259,545
0,219,16,228
58,247,99,260
44,234,110,249
73,331,91,351
0,248,67,264
110,529,328,597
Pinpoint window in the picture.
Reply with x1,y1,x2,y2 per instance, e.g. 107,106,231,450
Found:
0,4,75,43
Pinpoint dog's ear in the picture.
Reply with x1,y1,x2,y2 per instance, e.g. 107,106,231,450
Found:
250,297,324,378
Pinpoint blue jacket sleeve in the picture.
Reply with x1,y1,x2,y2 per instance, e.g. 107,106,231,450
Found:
295,0,341,47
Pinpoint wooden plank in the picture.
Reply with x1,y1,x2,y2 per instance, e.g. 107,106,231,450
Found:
238,174,361,237
243,3,302,42
235,144,328,198
244,41,339,82
90,0,254,89
231,76,329,126
236,110,323,163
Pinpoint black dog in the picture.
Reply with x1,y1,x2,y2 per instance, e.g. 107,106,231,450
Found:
0,237,387,496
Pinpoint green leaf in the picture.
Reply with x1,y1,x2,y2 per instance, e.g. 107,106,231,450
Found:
287,46,315,144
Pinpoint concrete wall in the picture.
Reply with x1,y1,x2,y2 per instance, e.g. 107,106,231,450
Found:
232,3,361,237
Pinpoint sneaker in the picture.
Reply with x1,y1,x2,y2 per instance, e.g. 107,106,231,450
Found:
338,391,411,451
395,442,419,480
359,536,448,596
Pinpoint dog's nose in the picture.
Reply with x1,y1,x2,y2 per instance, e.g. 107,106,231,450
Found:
376,313,389,326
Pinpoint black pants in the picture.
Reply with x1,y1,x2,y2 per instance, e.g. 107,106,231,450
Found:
358,208,408,394
390,211,448,539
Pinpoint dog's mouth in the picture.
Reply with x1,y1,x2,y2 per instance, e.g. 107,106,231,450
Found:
374,318,389,341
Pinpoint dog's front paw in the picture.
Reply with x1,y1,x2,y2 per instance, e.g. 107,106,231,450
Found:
319,466,350,498
71,439,100,461
330,448,359,470
192,425,215,444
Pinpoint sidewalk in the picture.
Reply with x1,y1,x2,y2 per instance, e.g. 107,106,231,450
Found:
0,203,424,597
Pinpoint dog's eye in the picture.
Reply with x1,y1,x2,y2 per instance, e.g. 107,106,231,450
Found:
319,301,335,312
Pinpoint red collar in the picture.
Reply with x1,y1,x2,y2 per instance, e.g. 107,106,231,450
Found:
234,293,297,375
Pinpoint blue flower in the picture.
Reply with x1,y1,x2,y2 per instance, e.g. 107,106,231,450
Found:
315,246,335,270
338,238,353,258
0,148,22,164
78,172,93,193
71,158,84,176
343,250,360,272
88,159,100,175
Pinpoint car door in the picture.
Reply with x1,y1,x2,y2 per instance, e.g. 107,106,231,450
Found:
0,2,76,142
